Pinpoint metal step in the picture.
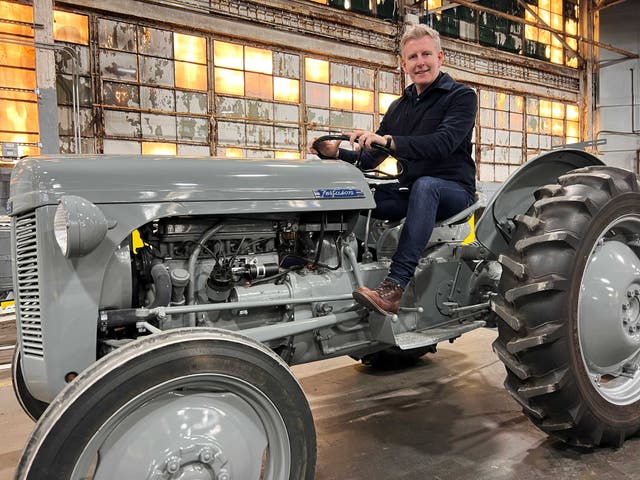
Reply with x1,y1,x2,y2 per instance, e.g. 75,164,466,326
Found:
394,320,486,350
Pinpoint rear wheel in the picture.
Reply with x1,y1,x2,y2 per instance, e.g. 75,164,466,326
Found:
15,328,316,479
493,166,640,447
11,349,48,421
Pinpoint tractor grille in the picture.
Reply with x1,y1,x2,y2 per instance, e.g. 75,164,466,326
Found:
14,211,44,358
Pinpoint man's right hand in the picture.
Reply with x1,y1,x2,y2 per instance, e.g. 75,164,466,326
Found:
308,137,340,159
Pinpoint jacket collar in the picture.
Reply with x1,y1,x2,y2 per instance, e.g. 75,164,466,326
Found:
404,72,454,100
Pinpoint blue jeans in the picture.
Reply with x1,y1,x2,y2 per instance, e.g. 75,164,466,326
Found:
371,177,474,289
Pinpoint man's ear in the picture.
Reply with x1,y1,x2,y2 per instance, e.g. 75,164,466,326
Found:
400,57,407,73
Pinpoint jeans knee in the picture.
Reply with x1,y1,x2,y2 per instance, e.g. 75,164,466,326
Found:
410,176,440,200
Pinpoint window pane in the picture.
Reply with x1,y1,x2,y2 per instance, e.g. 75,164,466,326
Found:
305,58,329,83
306,82,329,107
103,82,139,108
0,43,35,68
100,50,138,81
330,86,352,110
552,102,565,119
353,89,374,112
177,117,208,142
0,99,38,133
140,57,174,86
274,77,299,103
0,2,33,36
245,46,272,74
245,72,273,99
99,19,136,51
138,27,172,58
142,142,177,155
539,100,552,117
566,104,579,121
141,113,176,140
176,91,208,114
140,86,174,111
175,61,207,91
214,41,243,69
215,68,244,96
54,10,89,44
0,65,35,90
379,93,399,114
174,33,206,64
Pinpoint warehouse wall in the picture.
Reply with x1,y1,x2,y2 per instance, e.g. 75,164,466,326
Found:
598,1,640,171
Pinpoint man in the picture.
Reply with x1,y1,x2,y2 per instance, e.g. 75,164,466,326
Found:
311,24,477,316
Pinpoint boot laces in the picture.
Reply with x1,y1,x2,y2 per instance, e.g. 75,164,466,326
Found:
376,280,401,299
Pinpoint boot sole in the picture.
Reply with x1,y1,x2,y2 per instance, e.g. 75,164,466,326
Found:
352,290,396,316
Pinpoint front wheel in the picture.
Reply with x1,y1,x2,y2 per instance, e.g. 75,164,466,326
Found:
12,349,48,421
15,328,316,479
493,166,640,447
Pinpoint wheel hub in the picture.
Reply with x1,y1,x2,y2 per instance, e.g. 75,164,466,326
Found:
579,215,640,405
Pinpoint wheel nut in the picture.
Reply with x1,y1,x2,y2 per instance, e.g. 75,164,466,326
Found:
199,448,213,464
166,456,180,474
628,291,634,298
623,304,629,311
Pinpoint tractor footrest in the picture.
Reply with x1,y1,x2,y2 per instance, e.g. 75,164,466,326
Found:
394,320,485,350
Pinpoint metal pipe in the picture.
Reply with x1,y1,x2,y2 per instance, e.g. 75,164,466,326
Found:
343,244,364,288
240,311,364,343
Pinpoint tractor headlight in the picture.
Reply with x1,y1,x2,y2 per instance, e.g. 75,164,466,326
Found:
54,195,108,258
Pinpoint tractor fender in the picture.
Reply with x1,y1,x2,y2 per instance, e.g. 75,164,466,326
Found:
474,148,604,257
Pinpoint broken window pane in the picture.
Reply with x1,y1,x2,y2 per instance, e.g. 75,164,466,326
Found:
104,139,141,154
330,63,352,87
274,126,298,149
100,50,138,81
274,103,298,122
247,100,273,120
140,56,174,86
140,86,175,112
57,75,93,106
177,117,208,142
246,123,274,147
176,91,207,114
353,67,374,90
104,110,141,137
98,19,136,52
103,82,139,108
141,113,176,140
216,96,245,118
274,52,300,78
138,27,172,58
217,121,245,145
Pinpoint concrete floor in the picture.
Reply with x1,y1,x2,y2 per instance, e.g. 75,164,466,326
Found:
1,328,640,479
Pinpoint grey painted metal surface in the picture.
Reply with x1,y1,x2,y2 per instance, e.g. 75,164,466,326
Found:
9,155,375,215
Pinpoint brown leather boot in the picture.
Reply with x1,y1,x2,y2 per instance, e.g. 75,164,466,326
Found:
353,279,404,315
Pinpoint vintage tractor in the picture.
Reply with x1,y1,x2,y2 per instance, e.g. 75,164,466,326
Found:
8,135,640,479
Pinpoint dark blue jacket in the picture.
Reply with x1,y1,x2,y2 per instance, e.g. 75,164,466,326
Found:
339,72,477,196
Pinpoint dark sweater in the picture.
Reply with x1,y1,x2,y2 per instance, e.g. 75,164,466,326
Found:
339,72,477,196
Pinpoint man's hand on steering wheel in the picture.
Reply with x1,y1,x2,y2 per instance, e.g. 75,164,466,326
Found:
347,130,394,152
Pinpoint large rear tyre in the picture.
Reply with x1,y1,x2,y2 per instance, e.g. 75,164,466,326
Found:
11,349,48,421
492,166,640,447
15,328,316,479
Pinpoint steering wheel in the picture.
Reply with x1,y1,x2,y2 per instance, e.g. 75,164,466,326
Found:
311,134,407,181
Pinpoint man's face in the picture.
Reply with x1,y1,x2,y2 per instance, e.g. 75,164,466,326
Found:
401,35,444,94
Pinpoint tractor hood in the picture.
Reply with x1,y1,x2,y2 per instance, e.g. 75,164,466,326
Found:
8,155,375,215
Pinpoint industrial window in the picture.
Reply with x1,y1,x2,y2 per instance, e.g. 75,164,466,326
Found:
54,9,93,154
423,0,579,68
98,19,210,155
213,41,301,159
0,0,39,156
478,88,580,182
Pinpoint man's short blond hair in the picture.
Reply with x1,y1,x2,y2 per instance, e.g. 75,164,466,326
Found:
400,24,442,56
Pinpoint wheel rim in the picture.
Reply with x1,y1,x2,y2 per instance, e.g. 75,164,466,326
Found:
70,373,291,479
579,214,640,405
